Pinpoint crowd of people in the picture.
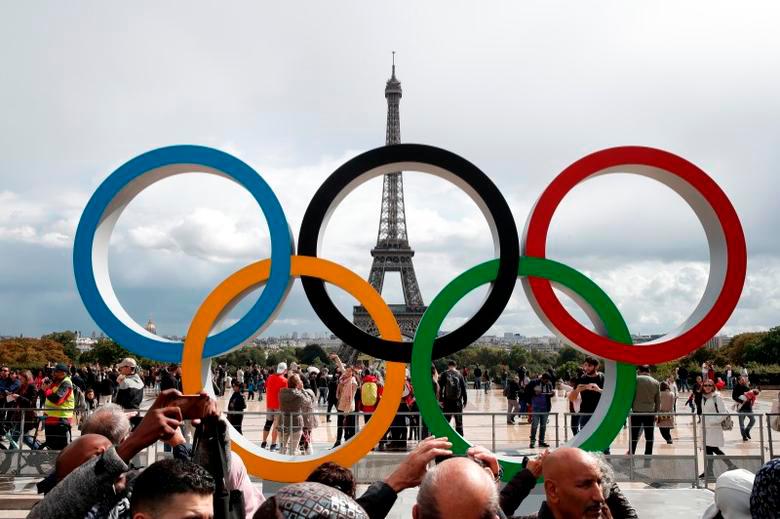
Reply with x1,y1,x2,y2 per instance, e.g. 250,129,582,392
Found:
23,381,780,518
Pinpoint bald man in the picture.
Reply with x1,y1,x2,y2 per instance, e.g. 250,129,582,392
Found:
413,456,501,519
55,433,113,483
541,447,606,519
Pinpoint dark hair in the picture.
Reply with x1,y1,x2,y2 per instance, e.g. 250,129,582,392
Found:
637,365,651,374
130,459,214,515
584,356,599,367
306,462,357,497
447,360,457,367
660,382,669,391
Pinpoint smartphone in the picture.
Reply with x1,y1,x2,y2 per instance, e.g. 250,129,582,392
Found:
167,394,209,420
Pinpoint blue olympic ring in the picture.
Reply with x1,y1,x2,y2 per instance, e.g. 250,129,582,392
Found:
73,145,293,362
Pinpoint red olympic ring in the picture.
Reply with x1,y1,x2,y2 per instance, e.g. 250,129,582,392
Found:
522,146,747,365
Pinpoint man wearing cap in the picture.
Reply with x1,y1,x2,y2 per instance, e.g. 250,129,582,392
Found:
44,363,75,450
261,362,288,451
114,358,144,412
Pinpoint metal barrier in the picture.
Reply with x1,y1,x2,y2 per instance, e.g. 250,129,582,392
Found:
0,406,776,487
767,413,780,459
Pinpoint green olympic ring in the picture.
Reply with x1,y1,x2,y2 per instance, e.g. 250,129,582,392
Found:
411,256,636,482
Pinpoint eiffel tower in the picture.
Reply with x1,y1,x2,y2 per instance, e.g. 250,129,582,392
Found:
343,55,427,364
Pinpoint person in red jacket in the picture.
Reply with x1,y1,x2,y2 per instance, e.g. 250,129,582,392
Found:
261,362,288,451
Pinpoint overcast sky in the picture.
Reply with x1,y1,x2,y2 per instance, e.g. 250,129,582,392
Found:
1,2,779,346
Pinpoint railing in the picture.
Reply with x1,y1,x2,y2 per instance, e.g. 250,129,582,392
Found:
0,406,777,487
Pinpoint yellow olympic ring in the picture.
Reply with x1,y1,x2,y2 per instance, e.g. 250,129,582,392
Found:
181,255,404,482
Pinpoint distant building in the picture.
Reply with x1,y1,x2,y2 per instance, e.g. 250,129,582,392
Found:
145,319,157,335
75,331,97,353
703,335,730,349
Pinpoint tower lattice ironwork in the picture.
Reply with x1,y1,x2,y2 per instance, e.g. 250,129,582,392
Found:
345,55,427,363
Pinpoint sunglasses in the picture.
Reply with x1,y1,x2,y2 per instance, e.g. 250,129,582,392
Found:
703,384,714,387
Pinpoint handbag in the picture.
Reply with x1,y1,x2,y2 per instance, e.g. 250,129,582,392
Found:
714,399,734,431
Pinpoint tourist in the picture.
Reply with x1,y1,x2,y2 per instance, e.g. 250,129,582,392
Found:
724,364,734,390
438,360,468,436
360,368,382,424
236,366,245,388
159,363,180,392
534,447,606,519
300,381,319,455
261,362,287,451
130,458,214,519
413,456,501,519
279,373,307,456
528,374,554,448
678,364,689,392
114,357,144,412
500,448,637,518
732,375,757,441
79,403,131,444
306,461,357,497
629,365,660,456
567,374,583,435
665,375,679,411
700,379,738,481
504,375,521,425
692,375,704,418
254,482,368,519
30,390,217,518
326,367,339,422
474,365,482,390
701,468,754,519
570,357,604,430
43,363,75,450
482,371,491,393
316,368,329,406
657,381,675,444
331,353,359,447
227,380,247,434
247,377,256,401
9,369,38,438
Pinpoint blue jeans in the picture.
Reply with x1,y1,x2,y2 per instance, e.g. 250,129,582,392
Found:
530,413,548,445
738,409,755,439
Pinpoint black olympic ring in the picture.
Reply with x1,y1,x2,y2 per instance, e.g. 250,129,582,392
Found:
297,143,520,362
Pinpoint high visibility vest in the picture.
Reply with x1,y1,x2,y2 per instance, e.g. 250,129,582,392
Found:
44,377,75,420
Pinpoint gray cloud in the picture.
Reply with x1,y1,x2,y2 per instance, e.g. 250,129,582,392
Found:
1,2,779,343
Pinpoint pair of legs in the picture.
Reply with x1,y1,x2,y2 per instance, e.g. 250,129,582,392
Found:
318,387,329,406
506,398,520,424
530,413,549,447
261,413,280,447
334,412,355,445
738,410,755,440
659,426,673,443
703,446,738,478
442,401,464,436
278,429,303,455
43,422,71,450
629,415,656,455
570,413,581,436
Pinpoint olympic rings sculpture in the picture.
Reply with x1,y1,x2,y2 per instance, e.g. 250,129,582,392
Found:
73,143,746,482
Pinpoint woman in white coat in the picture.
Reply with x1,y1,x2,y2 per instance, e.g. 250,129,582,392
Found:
700,379,738,480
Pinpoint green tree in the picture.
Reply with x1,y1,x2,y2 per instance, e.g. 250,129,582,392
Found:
295,344,328,366
721,332,766,366
743,326,780,365
79,339,134,367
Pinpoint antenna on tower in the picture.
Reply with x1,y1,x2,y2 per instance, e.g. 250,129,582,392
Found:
392,51,396,76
